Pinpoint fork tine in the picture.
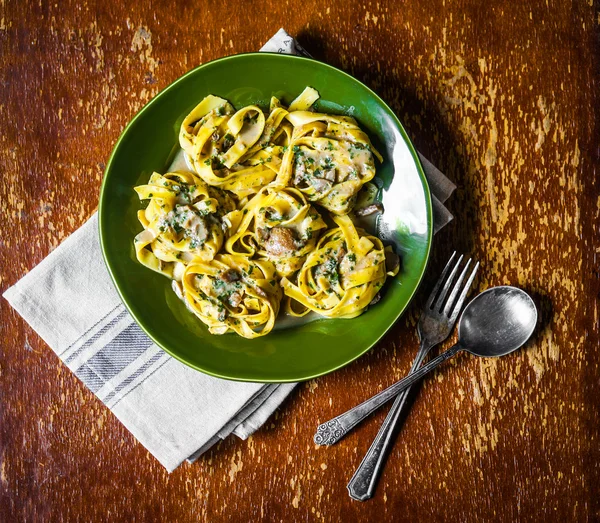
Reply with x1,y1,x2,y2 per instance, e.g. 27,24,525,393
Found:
442,258,472,317
433,254,464,311
425,251,457,308
447,261,480,325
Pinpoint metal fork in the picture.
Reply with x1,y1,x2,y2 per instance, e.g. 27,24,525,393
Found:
313,252,478,500
346,253,479,500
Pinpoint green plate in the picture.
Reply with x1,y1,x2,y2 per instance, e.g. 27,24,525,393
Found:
99,53,432,383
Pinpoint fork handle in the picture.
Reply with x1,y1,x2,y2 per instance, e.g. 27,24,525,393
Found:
347,343,462,501
314,340,434,446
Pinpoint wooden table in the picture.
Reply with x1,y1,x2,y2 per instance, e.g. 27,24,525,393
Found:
2,1,598,521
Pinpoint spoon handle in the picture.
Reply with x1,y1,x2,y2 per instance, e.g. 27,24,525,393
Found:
314,340,434,446
347,343,462,501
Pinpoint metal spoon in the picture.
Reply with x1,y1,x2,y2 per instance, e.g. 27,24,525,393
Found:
347,286,538,501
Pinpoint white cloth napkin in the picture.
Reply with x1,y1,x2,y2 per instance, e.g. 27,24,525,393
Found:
3,29,455,472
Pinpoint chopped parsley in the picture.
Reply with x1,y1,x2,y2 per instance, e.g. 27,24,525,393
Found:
223,133,234,149
322,157,335,170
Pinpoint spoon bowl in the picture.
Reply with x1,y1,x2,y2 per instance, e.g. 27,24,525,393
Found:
459,286,538,357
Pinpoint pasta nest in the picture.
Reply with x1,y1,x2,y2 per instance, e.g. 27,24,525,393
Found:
182,254,282,338
281,215,399,319
275,112,382,215
133,171,235,279
179,94,287,199
224,185,328,277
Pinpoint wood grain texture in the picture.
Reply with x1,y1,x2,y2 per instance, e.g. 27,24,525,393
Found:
1,0,599,521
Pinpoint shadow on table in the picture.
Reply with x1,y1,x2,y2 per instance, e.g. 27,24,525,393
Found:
519,287,553,347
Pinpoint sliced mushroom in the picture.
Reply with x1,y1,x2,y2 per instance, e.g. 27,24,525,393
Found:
310,178,333,194
293,160,306,186
369,293,381,306
336,247,347,264
221,269,240,283
222,134,234,150
217,309,227,322
264,227,297,256
170,205,209,241
319,168,336,182
355,203,384,217
228,291,243,308
257,227,271,242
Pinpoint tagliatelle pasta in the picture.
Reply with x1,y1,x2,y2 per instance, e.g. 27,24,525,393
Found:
134,171,235,279
280,215,399,318
181,254,282,338
225,186,328,277
275,112,382,215
133,87,400,339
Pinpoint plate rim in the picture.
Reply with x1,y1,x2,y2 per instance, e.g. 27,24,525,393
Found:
98,52,433,382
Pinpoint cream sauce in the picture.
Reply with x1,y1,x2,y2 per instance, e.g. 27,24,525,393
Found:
298,143,373,184
167,147,194,173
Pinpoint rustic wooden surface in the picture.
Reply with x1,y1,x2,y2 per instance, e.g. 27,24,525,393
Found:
1,0,599,521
